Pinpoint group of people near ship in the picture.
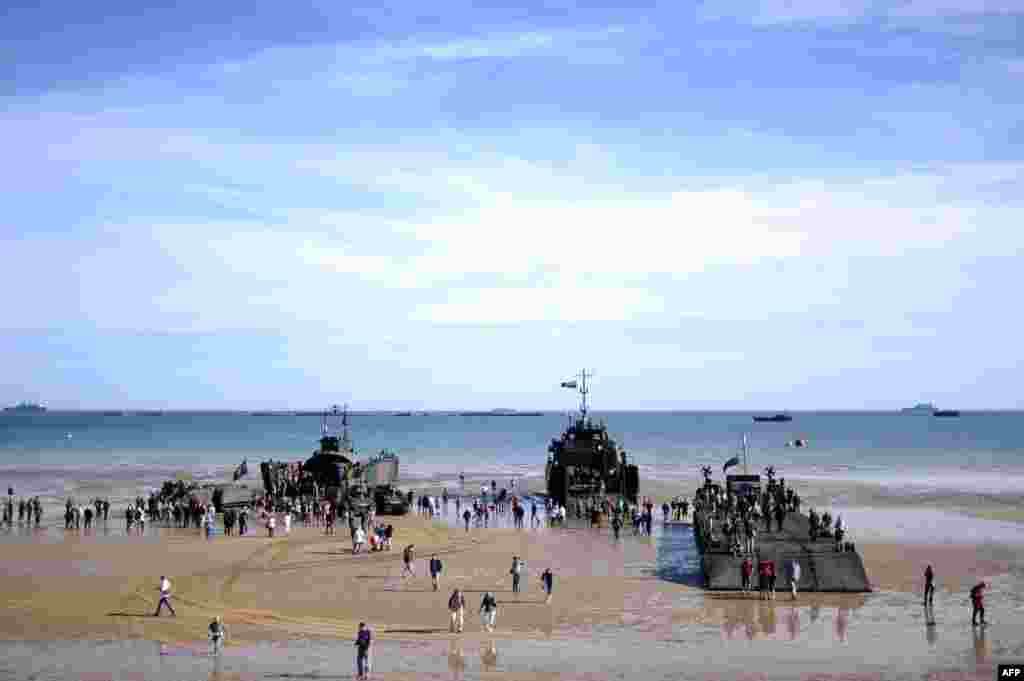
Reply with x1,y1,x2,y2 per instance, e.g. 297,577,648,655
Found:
690,467,857,559
4,495,43,526
63,498,108,529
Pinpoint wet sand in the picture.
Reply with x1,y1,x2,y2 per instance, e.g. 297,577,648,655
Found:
1,475,1023,680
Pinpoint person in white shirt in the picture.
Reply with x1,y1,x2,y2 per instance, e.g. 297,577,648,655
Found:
353,526,366,554
267,514,276,538
155,576,176,616
789,559,802,601
284,511,292,535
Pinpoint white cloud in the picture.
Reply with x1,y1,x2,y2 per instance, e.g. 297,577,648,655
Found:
125,165,1022,326
888,0,1023,17
701,0,1024,26
412,285,666,324
206,25,629,91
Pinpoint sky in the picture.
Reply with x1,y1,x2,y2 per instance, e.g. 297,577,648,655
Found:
2,0,1023,410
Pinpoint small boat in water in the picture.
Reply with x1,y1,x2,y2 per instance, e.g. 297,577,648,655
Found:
933,409,960,418
753,414,792,423
902,403,936,413
4,402,46,413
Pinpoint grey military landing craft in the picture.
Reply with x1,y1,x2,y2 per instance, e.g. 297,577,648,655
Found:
545,370,639,508
262,405,409,515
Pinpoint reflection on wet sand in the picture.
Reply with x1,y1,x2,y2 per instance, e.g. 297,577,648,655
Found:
835,607,849,642
973,627,989,664
925,604,938,647
481,639,498,672
785,607,799,641
448,639,466,680
713,595,865,642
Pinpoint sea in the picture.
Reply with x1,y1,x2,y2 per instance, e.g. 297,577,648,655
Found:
2,410,1023,505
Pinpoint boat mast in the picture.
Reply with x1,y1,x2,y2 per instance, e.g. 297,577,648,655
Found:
340,404,352,452
742,433,749,475
578,369,592,421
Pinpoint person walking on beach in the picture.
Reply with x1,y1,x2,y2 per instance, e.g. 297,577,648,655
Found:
510,556,524,594
767,559,777,600
612,514,622,540
970,582,986,627
154,576,176,617
402,544,416,577
266,513,276,538
462,508,472,532
429,554,443,591
352,526,366,554
540,567,554,604
208,616,227,655
924,565,935,606
449,588,466,633
741,556,753,594
757,558,769,600
479,592,498,632
354,622,372,680
239,506,248,535
789,559,801,601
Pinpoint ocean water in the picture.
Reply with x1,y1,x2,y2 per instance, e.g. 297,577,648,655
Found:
2,410,1023,501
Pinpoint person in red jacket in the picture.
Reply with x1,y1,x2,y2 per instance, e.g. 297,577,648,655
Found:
757,559,769,600
970,582,986,627
741,557,753,594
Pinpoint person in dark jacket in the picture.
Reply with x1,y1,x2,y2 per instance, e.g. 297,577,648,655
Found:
540,568,554,604
510,556,524,593
354,622,372,680
429,554,443,591
970,582,986,627
924,565,935,606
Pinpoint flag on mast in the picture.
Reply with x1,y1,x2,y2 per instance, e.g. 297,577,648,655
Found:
723,456,740,473
560,380,578,389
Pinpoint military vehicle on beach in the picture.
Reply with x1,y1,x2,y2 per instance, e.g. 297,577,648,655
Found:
263,405,410,515
545,370,639,508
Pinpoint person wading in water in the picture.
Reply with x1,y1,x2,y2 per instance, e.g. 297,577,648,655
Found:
970,582,987,627
354,622,372,680
924,565,935,606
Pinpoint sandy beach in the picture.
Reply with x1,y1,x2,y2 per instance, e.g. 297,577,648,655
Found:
2,472,1023,680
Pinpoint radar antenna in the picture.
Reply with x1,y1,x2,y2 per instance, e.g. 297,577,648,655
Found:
560,369,594,421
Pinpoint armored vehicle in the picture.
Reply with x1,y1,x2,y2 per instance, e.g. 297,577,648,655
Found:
545,370,639,508
292,406,408,515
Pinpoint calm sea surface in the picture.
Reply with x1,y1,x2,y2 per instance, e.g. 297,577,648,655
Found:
2,411,1023,500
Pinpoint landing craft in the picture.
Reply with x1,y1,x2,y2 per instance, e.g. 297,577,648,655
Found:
545,370,639,509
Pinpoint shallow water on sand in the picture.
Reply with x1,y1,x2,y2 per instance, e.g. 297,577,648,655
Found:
2,600,1021,681
2,515,1023,680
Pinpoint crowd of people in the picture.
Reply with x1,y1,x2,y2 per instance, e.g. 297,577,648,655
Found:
3,495,44,527
692,467,816,556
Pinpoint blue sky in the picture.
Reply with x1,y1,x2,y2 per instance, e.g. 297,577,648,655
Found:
2,0,1023,410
